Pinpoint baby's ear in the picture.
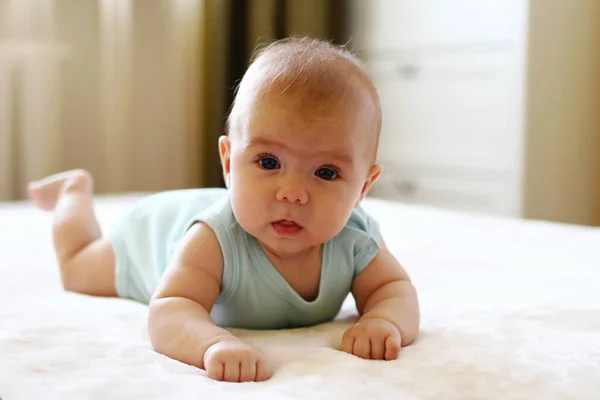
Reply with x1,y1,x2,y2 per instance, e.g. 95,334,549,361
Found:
355,164,382,207
218,135,232,187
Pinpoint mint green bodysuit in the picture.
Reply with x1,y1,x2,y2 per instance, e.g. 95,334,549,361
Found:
109,188,381,329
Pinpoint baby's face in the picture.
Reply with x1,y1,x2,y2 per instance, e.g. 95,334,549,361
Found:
220,95,380,257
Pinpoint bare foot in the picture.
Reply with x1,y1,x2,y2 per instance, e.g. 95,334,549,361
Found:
28,169,93,211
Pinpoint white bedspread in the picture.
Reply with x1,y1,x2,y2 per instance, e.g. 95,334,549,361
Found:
1,194,599,399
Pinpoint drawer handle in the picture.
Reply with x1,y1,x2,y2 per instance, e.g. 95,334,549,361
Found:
397,64,419,80
393,180,418,196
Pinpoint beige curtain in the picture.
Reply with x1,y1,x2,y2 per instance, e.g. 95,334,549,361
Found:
0,0,206,201
247,0,332,49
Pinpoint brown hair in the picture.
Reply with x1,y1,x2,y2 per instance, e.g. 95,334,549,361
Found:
227,37,381,154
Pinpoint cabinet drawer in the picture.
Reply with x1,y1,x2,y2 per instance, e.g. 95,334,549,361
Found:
350,0,525,51
369,51,519,171
370,162,509,214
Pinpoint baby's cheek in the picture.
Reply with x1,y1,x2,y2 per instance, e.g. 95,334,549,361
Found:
317,207,350,238
231,192,264,229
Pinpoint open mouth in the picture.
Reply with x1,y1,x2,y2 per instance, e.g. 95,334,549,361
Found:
272,220,303,236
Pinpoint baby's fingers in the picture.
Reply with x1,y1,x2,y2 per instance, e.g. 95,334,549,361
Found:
239,360,257,382
255,359,272,382
384,335,401,361
352,335,371,359
340,330,355,354
205,361,224,381
223,361,241,382
370,337,385,360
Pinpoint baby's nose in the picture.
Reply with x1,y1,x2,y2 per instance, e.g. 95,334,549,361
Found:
276,181,308,205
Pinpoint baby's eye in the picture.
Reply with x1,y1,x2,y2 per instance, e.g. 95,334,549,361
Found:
315,167,338,181
258,155,280,170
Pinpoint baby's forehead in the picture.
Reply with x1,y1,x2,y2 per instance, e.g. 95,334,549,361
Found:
229,39,381,160
239,95,377,165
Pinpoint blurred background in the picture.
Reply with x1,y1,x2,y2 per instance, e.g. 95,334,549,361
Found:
0,0,599,226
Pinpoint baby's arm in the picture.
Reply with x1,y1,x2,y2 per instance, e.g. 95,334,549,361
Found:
148,223,271,382
340,238,420,360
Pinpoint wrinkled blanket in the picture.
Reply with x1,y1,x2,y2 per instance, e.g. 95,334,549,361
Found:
1,195,599,399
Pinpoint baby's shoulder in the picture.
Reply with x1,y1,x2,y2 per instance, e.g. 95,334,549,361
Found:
339,205,381,239
176,220,225,280
333,206,382,276
184,191,243,265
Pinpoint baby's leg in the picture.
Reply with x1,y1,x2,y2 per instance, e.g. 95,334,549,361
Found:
28,169,117,297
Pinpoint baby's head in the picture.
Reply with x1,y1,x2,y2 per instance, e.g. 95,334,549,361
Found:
219,37,383,256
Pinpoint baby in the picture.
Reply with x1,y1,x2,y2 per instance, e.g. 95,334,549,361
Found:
28,37,420,383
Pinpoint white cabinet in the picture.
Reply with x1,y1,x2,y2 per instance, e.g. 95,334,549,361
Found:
349,0,600,225
372,52,517,170
350,0,522,50
373,162,509,214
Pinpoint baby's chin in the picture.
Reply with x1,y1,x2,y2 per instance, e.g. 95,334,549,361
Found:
255,231,324,257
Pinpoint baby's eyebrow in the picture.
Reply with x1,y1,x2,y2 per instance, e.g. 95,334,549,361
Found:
244,137,280,149
244,137,354,165
325,151,354,165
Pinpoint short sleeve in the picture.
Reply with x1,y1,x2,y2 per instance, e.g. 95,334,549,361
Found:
345,205,382,276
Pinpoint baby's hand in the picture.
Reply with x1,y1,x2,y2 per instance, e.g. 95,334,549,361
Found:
203,340,272,382
340,317,402,360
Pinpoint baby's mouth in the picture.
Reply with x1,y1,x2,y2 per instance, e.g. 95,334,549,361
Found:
272,220,303,236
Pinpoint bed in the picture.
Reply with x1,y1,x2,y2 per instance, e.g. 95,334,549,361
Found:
1,194,599,399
